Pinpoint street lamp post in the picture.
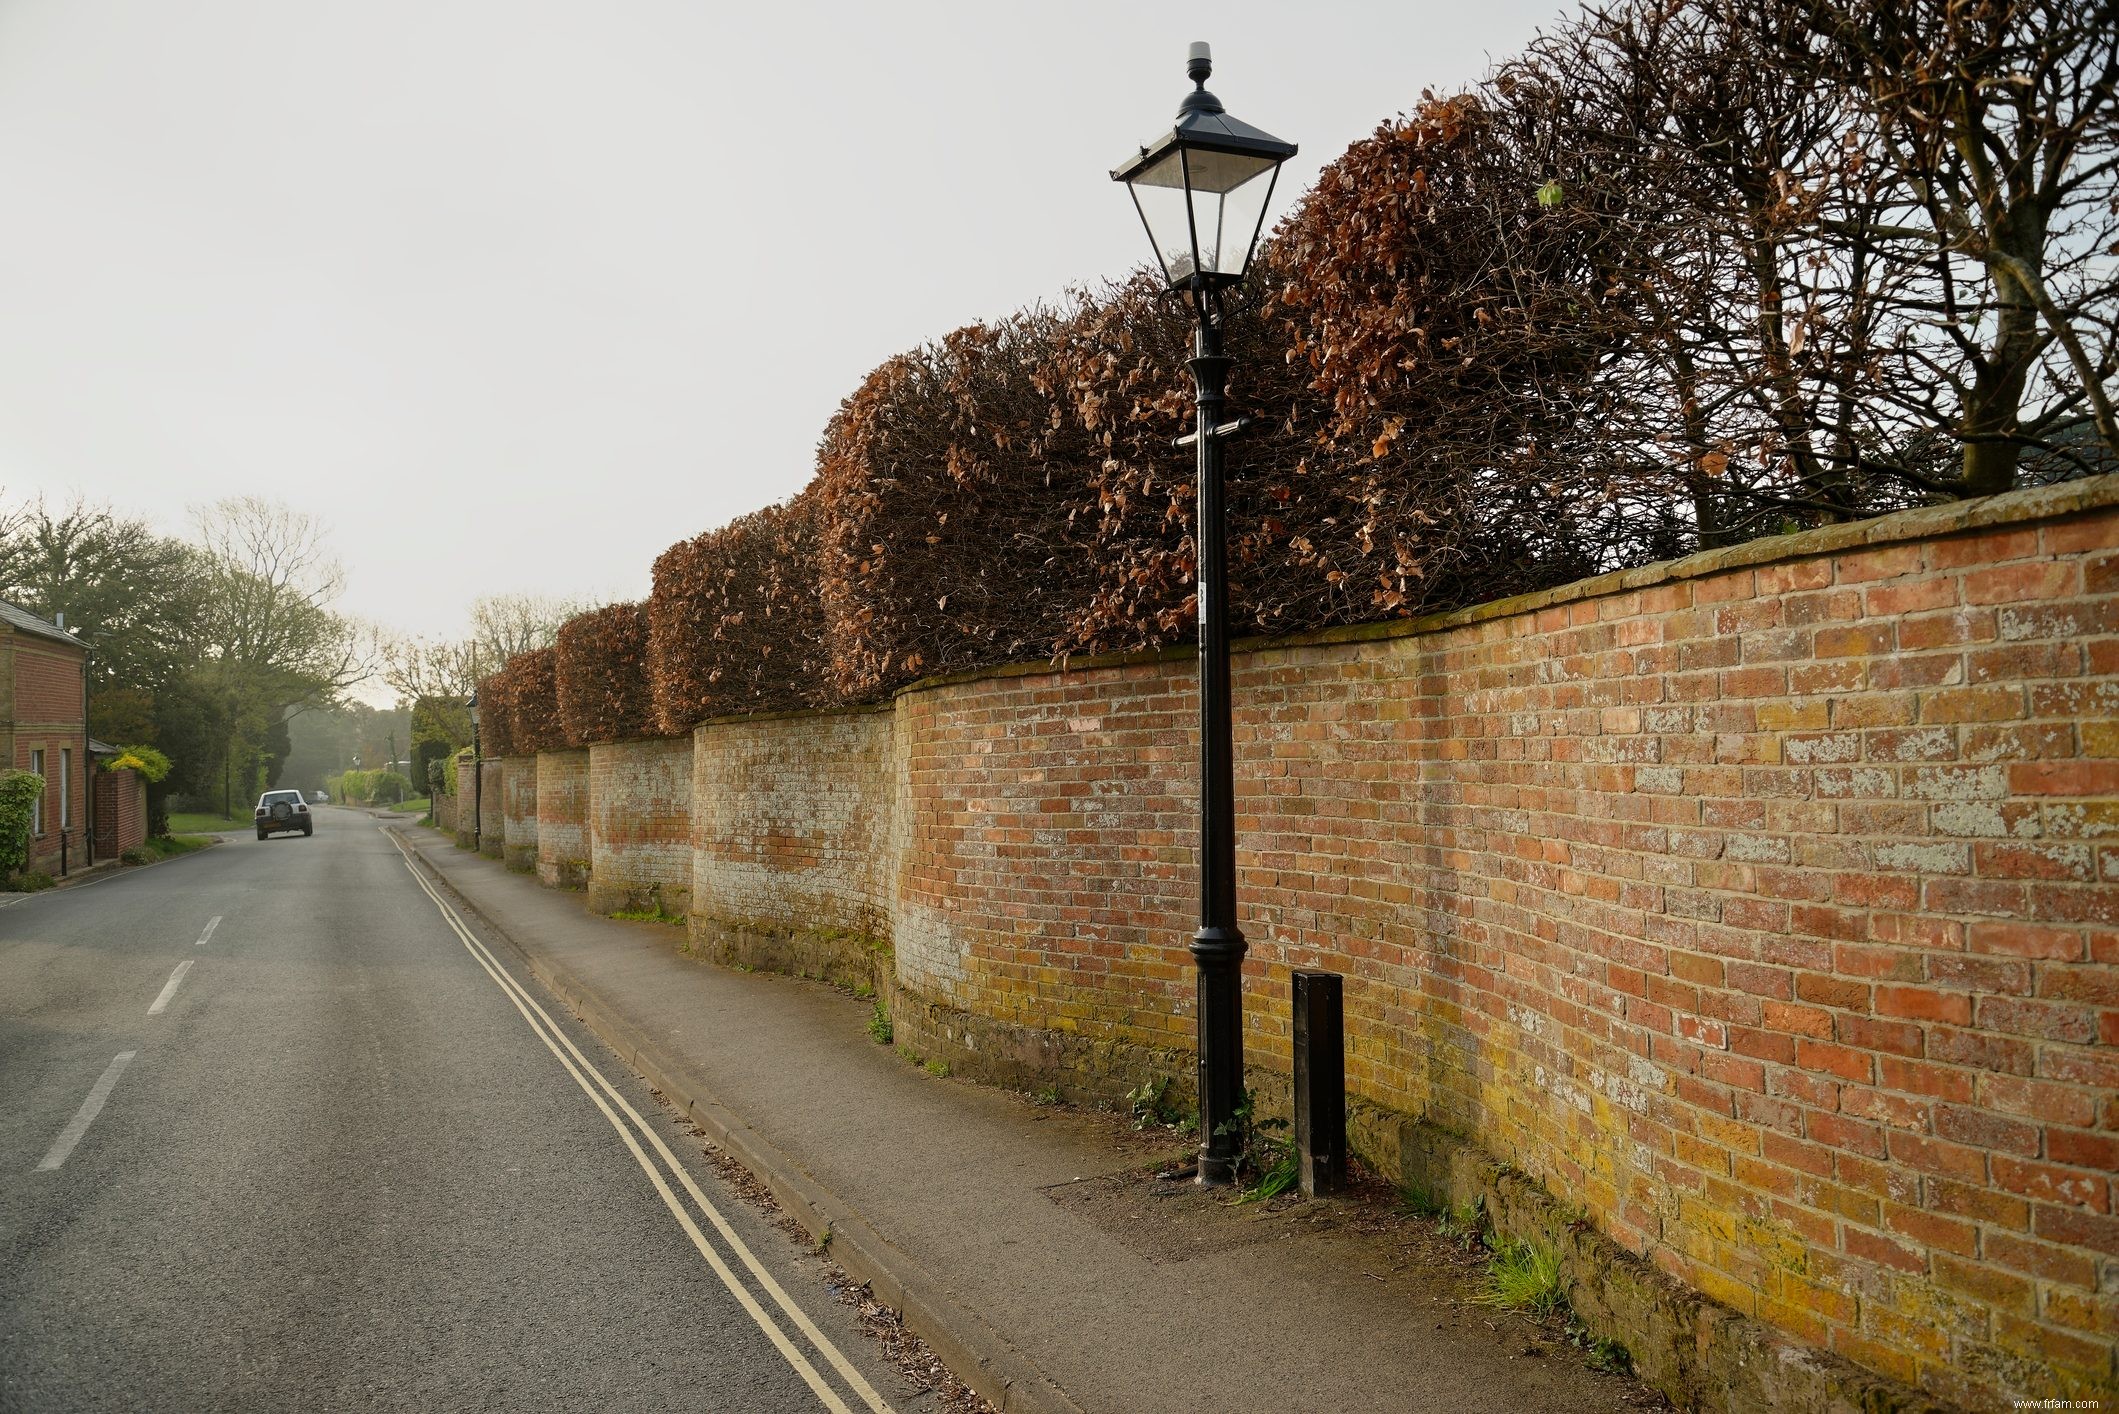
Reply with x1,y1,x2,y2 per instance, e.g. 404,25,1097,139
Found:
1113,42,1296,1186
468,692,482,850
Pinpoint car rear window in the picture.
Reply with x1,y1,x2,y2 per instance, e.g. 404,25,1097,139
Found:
259,791,303,806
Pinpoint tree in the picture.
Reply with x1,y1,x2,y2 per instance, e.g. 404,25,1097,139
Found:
1793,0,2119,493
377,592,591,730
1513,0,2119,537
0,495,207,692
187,497,366,812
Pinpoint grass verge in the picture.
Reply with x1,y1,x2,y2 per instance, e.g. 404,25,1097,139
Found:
122,835,214,864
167,811,249,834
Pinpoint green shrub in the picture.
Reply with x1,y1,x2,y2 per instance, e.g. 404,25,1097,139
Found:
3,869,55,892
0,770,44,878
103,745,173,782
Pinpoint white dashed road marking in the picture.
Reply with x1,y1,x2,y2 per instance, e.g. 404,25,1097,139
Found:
147,959,193,1015
36,1052,136,1171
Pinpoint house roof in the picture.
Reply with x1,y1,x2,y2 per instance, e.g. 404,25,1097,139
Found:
0,599,81,648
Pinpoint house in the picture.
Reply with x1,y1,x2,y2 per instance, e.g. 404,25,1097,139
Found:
0,599,146,873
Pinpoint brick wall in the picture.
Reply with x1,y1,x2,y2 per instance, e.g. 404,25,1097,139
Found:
477,759,505,859
501,755,539,872
877,480,2119,1407
497,477,2116,1406
587,737,692,917
6,636,88,875
690,706,892,986
536,749,591,888
13,640,81,725
93,767,146,858
451,749,477,849
891,661,1203,1092
13,730,89,875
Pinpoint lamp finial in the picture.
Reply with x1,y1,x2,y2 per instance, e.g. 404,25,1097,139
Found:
1187,42,1212,87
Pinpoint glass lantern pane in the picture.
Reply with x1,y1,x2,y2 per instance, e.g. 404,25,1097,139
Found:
1126,149,1198,285
1189,160,1279,278
1181,147,1278,195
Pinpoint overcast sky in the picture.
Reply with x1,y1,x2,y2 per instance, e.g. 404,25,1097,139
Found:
0,0,1567,649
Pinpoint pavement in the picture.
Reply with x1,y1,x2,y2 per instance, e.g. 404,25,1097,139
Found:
1,811,933,1413
396,823,1654,1414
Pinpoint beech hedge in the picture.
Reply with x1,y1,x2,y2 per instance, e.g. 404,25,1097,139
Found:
485,96,1615,722
486,40,1957,731
815,317,1110,701
475,671,517,759
504,646,565,755
556,602,656,745
647,491,829,733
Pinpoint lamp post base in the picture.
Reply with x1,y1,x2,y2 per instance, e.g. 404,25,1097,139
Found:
1192,925,1247,1186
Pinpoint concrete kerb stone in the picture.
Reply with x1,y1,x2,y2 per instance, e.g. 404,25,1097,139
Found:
390,830,1081,1414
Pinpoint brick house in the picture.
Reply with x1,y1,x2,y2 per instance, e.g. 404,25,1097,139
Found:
0,599,144,873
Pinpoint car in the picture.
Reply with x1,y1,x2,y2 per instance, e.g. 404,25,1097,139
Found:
255,789,315,839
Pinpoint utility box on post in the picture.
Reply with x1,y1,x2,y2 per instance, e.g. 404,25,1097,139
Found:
1292,969,1347,1196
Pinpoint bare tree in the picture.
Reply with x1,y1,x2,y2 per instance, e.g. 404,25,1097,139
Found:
189,496,366,707
1794,0,2119,493
374,631,480,704
468,592,593,668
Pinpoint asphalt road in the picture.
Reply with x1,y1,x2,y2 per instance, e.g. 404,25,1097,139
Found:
0,812,915,1414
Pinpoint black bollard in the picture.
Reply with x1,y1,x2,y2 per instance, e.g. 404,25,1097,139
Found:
1293,969,1347,1196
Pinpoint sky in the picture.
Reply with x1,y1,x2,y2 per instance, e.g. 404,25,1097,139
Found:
0,0,1569,650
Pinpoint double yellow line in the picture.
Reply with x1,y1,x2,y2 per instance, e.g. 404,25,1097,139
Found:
386,831,893,1414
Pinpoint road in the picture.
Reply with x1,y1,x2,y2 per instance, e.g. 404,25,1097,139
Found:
0,811,918,1413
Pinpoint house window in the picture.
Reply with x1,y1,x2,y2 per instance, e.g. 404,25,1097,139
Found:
59,748,72,830
29,749,44,837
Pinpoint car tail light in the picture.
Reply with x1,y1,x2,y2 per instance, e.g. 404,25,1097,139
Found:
296,803,308,813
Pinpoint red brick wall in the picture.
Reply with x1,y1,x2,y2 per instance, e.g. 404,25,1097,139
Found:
501,755,539,871
506,478,2115,1405
8,637,87,875
15,733,89,874
587,737,692,916
892,663,1195,1057
691,706,893,964
882,481,2119,1406
93,768,147,857
477,760,506,859
536,749,590,888
14,641,81,725
451,749,478,849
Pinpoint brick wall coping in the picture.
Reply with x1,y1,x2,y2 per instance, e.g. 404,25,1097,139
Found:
685,699,895,732
888,471,2119,701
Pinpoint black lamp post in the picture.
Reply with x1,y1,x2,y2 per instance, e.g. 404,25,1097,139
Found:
1113,42,1296,1186
468,691,482,849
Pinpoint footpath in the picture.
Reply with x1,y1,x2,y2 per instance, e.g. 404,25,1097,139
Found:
395,825,1649,1414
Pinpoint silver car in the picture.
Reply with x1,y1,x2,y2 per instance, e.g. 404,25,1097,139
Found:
254,789,315,840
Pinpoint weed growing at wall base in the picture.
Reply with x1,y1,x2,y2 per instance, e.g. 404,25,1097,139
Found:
1479,1240,1567,1320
